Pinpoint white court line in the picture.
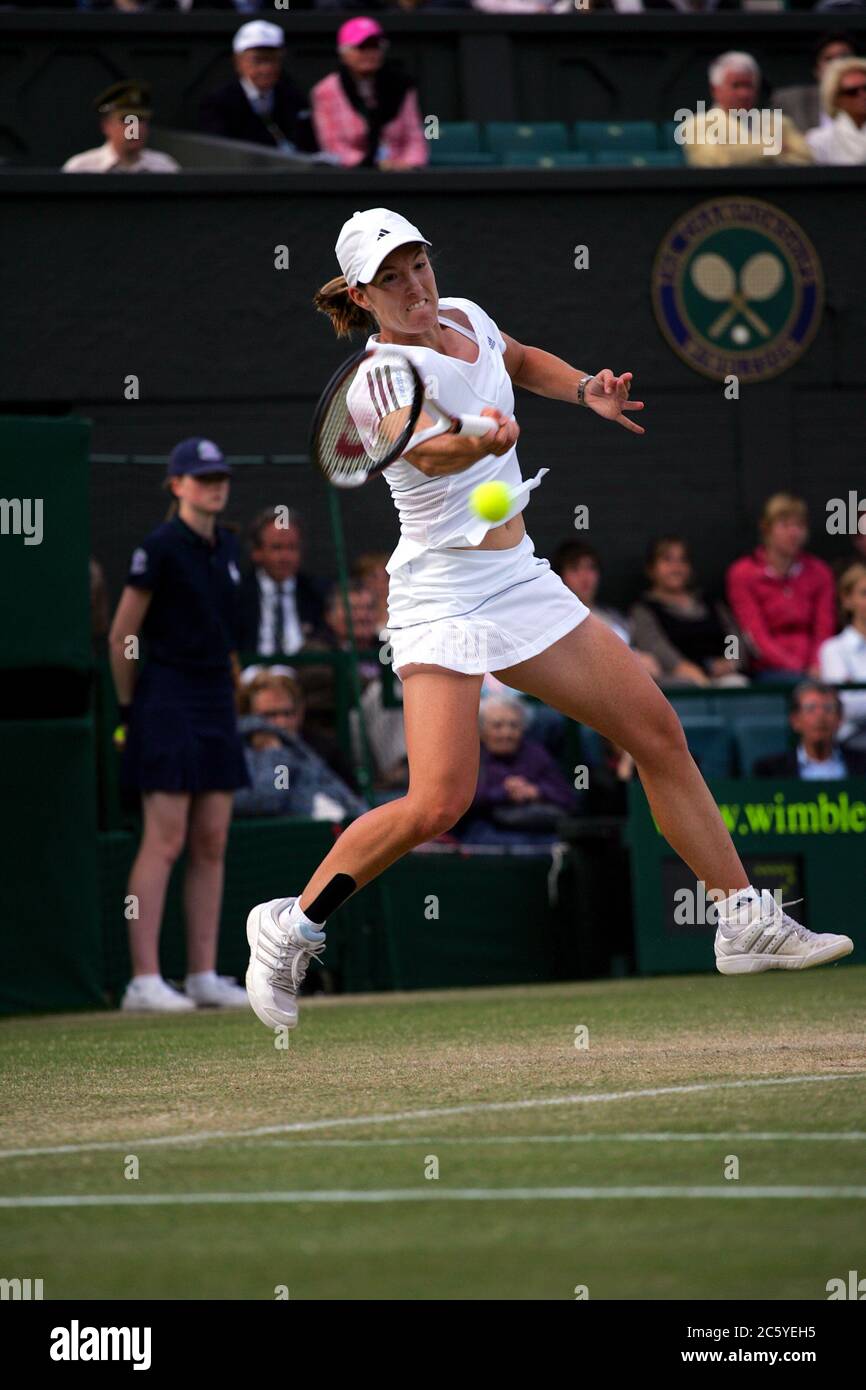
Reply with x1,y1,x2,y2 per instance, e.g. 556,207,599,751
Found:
2,1072,863,1161
253,1131,866,1149
1,1186,865,1209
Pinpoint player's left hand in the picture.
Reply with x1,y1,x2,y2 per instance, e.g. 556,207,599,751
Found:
585,370,646,435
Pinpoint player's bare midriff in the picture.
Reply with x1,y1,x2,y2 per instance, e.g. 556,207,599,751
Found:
447,512,526,552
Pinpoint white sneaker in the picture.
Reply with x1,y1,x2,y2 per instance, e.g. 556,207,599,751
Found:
715,890,853,975
245,897,326,1030
120,976,196,1013
185,974,250,1009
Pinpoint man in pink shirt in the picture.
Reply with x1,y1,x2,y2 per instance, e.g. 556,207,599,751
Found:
726,493,837,679
311,17,428,171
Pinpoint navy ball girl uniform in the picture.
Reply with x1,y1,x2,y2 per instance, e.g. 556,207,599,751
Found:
122,515,250,793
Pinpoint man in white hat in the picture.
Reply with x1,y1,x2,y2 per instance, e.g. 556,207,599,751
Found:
199,20,318,153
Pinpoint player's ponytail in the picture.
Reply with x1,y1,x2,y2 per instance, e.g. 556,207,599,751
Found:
313,275,377,338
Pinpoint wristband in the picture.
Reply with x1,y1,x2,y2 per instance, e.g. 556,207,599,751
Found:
577,375,595,406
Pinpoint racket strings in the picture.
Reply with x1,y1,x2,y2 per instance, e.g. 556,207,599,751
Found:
315,350,419,487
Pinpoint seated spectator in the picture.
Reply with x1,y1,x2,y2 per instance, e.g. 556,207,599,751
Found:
457,695,580,851
552,539,661,679
358,676,409,793
726,493,836,682
772,31,856,135
311,17,428,170
63,81,180,174
296,580,381,739
199,20,318,154
819,562,866,744
754,681,866,778
240,664,361,791
352,550,391,635
629,536,748,688
683,52,812,168
481,672,567,760
234,670,365,820
806,56,866,163
238,509,326,657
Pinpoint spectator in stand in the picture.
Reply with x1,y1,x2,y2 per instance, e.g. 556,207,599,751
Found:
772,31,856,135
352,550,391,635
480,672,567,760
199,20,318,154
552,539,662,679
234,670,365,820
629,536,748,688
819,562,866,745
806,56,866,163
457,695,580,851
726,494,836,683
683,52,813,168
239,664,361,791
753,681,866,778
238,509,326,657
311,17,428,170
63,80,179,174
296,580,381,740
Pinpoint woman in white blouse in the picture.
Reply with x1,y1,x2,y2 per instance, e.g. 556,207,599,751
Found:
819,561,866,741
806,57,866,165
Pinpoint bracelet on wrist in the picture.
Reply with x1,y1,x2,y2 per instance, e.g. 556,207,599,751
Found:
577,374,595,406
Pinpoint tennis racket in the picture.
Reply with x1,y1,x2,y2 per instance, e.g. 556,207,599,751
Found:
309,345,497,489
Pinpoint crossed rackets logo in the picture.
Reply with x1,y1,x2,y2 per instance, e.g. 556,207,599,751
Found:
689,251,785,341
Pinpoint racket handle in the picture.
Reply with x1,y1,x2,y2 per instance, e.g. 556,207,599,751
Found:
456,413,498,438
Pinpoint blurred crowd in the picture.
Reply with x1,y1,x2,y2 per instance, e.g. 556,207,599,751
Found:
94,466,866,855
55,19,866,173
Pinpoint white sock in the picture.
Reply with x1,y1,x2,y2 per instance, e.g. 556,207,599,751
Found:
186,970,217,985
717,885,760,935
278,899,326,941
133,973,162,985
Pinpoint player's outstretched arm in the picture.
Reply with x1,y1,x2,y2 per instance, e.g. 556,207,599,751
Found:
502,335,646,436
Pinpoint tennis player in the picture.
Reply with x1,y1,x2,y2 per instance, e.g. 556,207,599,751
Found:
245,207,852,1029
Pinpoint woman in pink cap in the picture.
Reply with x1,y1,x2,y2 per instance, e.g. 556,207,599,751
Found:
311,18,428,170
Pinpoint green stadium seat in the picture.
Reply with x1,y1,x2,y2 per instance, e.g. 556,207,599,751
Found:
708,693,789,724
574,120,658,153
431,121,482,153
502,150,591,168
484,121,569,156
680,716,735,778
427,151,497,168
659,120,686,152
592,151,684,168
733,718,791,776
668,694,715,720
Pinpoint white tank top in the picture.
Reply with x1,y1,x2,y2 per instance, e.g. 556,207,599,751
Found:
361,297,548,575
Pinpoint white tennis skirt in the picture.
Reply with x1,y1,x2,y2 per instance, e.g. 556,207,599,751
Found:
386,532,590,680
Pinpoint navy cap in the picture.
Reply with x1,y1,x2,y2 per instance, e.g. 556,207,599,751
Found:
167,437,231,478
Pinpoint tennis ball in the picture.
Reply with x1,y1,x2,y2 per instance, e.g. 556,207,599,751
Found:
469,481,513,522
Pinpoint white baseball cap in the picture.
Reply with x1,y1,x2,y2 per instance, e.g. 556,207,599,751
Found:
233,21,285,55
335,208,431,288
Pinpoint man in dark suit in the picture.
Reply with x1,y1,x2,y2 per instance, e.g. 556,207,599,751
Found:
238,508,327,657
754,681,866,778
199,19,317,154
